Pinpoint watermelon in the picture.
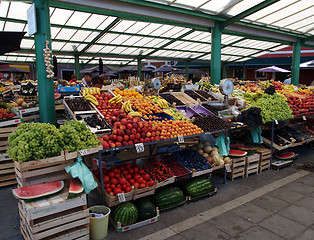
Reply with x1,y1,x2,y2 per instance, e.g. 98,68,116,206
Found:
154,187,185,210
12,181,64,200
69,178,84,194
230,143,245,148
275,152,295,160
184,176,212,198
237,146,257,155
113,202,138,226
135,198,156,221
228,149,247,157
54,93,61,99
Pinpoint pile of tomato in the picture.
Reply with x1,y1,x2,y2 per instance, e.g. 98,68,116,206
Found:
102,168,132,196
142,159,173,182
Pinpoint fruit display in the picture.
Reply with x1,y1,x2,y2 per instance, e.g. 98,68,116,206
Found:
146,95,163,104
93,92,123,111
12,181,64,200
264,85,276,95
160,93,184,106
248,93,293,123
76,114,111,130
184,90,207,101
69,178,84,194
129,98,163,115
195,90,214,100
135,198,157,221
113,202,138,226
122,100,132,113
82,87,100,97
142,158,173,182
162,158,190,177
113,88,143,99
237,107,263,126
184,176,212,198
0,107,16,120
192,114,231,132
164,107,189,121
282,92,314,117
275,152,295,160
154,186,185,210
237,146,257,155
101,167,133,196
228,149,247,157
272,81,284,90
65,98,92,112
172,149,211,172
119,163,155,189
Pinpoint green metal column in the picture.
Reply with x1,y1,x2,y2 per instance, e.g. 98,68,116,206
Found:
210,21,222,85
137,58,142,81
33,0,56,124
291,38,301,86
74,54,80,79
185,60,189,80
221,62,227,79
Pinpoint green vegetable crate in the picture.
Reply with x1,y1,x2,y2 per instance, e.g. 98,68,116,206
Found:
111,208,160,233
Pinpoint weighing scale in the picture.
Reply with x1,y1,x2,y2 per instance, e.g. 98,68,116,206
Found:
219,79,234,104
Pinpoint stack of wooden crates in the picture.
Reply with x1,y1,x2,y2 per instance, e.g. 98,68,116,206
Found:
245,154,260,177
227,156,246,181
256,146,272,172
15,152,90,240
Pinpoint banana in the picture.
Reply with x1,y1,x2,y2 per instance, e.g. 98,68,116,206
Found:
82,88,86,97
85,96,98,106
163,109,173,116
108,95,118,103
129,111,142,117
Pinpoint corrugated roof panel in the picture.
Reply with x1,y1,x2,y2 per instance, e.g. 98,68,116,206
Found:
97,16,118,30
160,27,191,38
50,27,61,39
0,21,5,31
221,35,244,45
110,35,132,45
109,47,128,54
51,42,65,51
98,33,119,44
124,22,150,33
122,36,144,46
221,55,241,61
236,57,252,62
120,47,140,55
99,46,116,53
137,23,163,35
273,6,314,28
224,0,264,16
200,0,242,13
175,0,208,8
149,25,175,36
86,45,104,53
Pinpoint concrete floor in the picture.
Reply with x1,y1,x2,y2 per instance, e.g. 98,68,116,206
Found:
1,145,313,240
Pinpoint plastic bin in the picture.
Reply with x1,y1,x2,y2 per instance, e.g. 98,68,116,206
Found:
88,205,111,240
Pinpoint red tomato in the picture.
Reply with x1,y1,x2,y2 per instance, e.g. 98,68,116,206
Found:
133,182,139,188
113,169,120,174
138,169,145,175
128,168,134,174
111,178,118,185
103,168,109,174
137,177,143,184
120,178,127,185
143,174,150,181
126,164,131,169
125,174,132,180
139,183,146,189
134,174,140,179
133,166,139,173
114,188,122,195
103,175,110,183
129,179,135,185
108,171,115,178
122,184,127,190
104,183,110,188
110,184,116,189
122,170,128,176
148,180,154,186
106,187,112,193
116,184,122,189
125,186,132,192
142,180,146,185
114,173,121,179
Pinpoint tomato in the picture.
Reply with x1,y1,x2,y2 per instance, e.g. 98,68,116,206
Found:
122,170,128,176
137,177,143,184
133,166,139,173
148,180,154,186
125,186,132,192
114,188,122,195
128,168,134,174
138,169,145,175
143,174,150,181
119,177,127,185
129,179,135,184
134,173,140,179
108,171,115,178
104,183,110,188
142,180,146,185
111,178,118,185
110,184,116,189
133,182,139,188
139,183,146,189
126,164,132,169
125,174,132,180
113,168,120,174
114,173,121,179
106,187,112,193
103,175,110,183
116,184,122,189
103,168,109,174
122,184,127,190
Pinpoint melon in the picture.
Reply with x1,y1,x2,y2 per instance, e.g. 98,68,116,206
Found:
228,149,247,157
275,152,295,160
54,93,61,99
12,181,64,200
237,146,257,155
69,178,84,194
135,198,156,221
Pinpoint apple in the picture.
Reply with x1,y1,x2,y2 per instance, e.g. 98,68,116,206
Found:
121,118,128,125
150,137,155,142
114,122,121,128
135,133,141,139
103,135,109,141
137,128,142,133
115,142,122,147
141,132,146,138
125,129,131,136
117,130,125,136
102,142,109,149
127,124,132,130
122,141,128,146
132,123,138,129
146,132,152,137
131,129,137,135
140,138,145,143
109,142,116,148
133,117,140,123
109,135,117,141
130,134,135,140
116,136,123,142
120,125,126,131
134,139,139,144
127,115,133,120
124,135,129,141
142,127,147,133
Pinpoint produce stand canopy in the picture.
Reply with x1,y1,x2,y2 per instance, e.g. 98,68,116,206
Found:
0,0,312,65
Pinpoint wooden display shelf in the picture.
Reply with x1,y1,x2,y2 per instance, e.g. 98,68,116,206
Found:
245,154,259,177
227,157,246,181
14,152,74,187
18,188,89,240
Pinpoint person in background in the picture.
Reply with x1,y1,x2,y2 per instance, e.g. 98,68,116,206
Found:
92,75,104,89
82,73,92,87
69,74,78,84
13,76,20,85
283,74,291,85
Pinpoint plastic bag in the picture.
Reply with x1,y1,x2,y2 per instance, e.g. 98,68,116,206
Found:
65,156,98,194
215,133,230,156
250,126,263,144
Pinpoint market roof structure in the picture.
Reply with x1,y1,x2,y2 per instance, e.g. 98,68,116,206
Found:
0,0,313,66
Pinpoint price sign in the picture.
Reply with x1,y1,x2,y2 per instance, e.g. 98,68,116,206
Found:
225,164,231,173
135,143,144,153
303,116,307,121
177,135,184,143
79,149,90,156
275,120,278,125
117,193,126,202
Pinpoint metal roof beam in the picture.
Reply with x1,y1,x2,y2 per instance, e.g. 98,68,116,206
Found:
79,18,120,55
222,0,280,28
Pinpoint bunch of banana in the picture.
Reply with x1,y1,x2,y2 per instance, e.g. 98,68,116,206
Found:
122,100,132,113
163,109,173,117
146,95,162,104
82,87,100,96
84,94,98,106
109,94,122,104
129,111,142,117
157,99,168,109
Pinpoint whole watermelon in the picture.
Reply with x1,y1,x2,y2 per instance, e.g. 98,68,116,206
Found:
113,202,138,226
135,198,156,221
154,186,185,210
184,176,212,198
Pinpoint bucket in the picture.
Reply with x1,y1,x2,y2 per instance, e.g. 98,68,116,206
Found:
88,205,111,240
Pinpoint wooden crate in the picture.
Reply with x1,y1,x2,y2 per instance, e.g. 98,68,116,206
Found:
0,125,18,153
18,189,89,240
0,154,16,187
227,157,246,181
245,154,259,177
14,152,75,187
133,184,156,200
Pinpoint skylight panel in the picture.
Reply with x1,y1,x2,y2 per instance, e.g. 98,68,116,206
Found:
0,21,5,31
273,6,314,28
65,11,91,27
109,47,128,54
224,0,264,16
149,25,174,36
125,22,150,34
236,57,252,62
201,0,242,14
98,33,119,44
288,15,314,31
97,16,119,30
51,42,65,51
111,20,136,32
71,30,93,42
82,14,107,29
122,36,144,46
110,35,132,45
55,28,76,40
7,2,29,20
4,22,25,31
50,8,73,25
175,0,207,8
137,23,163,35
87,45,104,53
120,48,140,55
0,1,10,18
99,46,117,53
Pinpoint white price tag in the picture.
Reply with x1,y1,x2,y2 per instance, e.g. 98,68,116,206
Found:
117,193,126,202
275,120,278,124
303,116,306,121
178,135,184,143
69,95,74,99
79,149,90,156
225,164,231,173
135,143,144,153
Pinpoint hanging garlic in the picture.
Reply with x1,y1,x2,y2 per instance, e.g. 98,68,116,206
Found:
43,40,54,79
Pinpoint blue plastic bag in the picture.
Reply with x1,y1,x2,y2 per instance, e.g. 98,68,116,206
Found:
250,126,263,144
215,133,230,156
